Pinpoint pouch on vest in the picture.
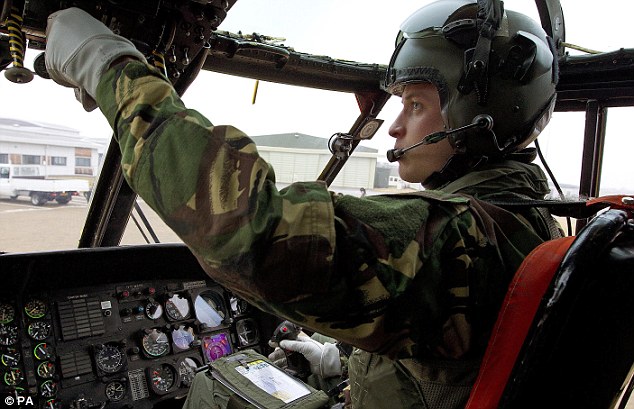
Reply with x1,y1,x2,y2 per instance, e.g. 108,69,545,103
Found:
208,349,329,409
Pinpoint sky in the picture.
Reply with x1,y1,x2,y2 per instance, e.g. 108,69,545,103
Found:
0,0,632,191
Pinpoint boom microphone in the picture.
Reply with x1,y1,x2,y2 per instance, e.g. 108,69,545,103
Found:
386,114,494,162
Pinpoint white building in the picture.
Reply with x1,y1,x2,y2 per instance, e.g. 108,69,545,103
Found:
251,133,379,189
0,118,106,184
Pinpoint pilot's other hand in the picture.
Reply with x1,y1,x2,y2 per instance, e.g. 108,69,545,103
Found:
45,7,145,111
268,335,342,378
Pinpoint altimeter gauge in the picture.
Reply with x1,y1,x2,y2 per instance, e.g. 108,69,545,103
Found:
95,344,126,374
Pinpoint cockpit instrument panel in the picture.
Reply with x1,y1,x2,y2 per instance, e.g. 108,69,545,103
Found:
0,244,276,408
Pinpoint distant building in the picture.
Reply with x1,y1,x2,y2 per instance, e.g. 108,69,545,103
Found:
374,162,393,188
251,133,379,189
0,118,107,184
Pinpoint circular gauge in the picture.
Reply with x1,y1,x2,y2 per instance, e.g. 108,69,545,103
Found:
171,325,195,351
0,303,15,324
1,347,21,367
95,344,125,374
178,357,199,387
194,292,226,328
33,343,53,361
40,380,58,398
141,328,170,357
0,323,19,346
236,318,260,346
202,333,232,362
230,296,250,316
4,367,24,386
148,363,176,394
37,361,56,379
164,294,191,321
24,299,47,319
105,380,127,402
27,321,52,341
145,298,163,320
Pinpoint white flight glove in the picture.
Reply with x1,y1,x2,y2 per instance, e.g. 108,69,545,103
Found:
268,335,342,379
45,7,145,111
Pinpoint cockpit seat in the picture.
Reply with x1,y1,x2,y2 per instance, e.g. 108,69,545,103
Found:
466,200,634,409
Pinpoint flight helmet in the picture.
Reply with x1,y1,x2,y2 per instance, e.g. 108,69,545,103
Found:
385,0,558,176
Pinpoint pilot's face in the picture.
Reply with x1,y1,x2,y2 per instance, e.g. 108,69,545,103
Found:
388,83,454,184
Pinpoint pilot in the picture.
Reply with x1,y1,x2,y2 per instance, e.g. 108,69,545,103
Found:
44,0,561,407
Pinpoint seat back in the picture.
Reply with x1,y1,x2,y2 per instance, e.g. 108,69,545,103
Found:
467,203,634,409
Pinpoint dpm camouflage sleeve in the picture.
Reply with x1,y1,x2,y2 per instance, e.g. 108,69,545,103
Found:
95,62,543,359
97,61,335,297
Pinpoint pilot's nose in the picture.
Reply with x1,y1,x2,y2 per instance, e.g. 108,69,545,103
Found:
389,111,405,140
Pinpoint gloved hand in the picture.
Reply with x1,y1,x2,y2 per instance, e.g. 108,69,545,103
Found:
45,7,145,111
268,335,342,378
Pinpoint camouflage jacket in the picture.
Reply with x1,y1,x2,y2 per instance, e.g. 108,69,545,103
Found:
97,61,549,362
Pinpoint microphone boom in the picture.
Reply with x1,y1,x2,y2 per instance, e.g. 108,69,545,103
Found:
386,115,493,162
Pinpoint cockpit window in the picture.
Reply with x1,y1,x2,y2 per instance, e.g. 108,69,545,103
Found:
0,0,632,253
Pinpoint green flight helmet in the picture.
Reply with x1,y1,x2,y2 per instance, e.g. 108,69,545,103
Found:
385,0,558,161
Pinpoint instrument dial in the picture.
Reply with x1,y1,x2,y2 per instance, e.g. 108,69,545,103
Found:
40,380,58,398
165,293,191,321
236,318,260,346
95,344,126,374
4,367,24,386
36,361,56,379
149,363,176,393
202,333,232,362
1,347,21,367
145,298,163,320
194,292,226,328
0,323,19,346
230,296,250,316
33,343,53,361
0,302,15,324
24,299,47,319
105,380,127,402
141,328,170,357
178,357,199,387
171,325,195,351
27,321,52,341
